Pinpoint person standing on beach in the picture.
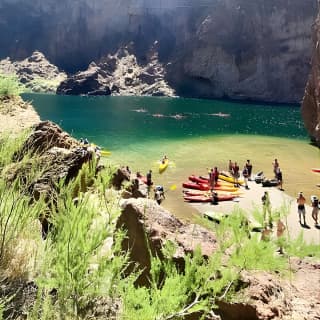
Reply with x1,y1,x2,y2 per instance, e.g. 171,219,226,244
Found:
276,167,283,191
232,162,240,186
245,160,253,181
297,192,306,225
262,191,272,228
272,159,279,178
228,160,233,174
242,165,249,190
311,195,319,226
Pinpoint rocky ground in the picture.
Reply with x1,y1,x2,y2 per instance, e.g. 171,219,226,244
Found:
0,95,40,135
0,51,67,93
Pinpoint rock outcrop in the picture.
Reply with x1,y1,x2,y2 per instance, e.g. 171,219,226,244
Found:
117,198,218,285
57,45,175,97
0,95,40,135
0,51,66,93
0,0,317,102
218,258,320,320
302,4,320,147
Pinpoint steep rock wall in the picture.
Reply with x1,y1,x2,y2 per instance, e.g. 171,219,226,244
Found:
0,0,317,102
302,4,320,146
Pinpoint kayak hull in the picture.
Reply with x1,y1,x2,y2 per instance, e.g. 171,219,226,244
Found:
218,173,244,185
184,194,235,202
311,168,320,173
159,159,169,173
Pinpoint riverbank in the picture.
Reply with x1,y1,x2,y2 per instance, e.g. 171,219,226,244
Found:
186,177,320,244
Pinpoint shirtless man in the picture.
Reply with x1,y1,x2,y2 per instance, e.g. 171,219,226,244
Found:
297,192,306,225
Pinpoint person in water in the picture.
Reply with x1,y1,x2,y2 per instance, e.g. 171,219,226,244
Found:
162,155,168,164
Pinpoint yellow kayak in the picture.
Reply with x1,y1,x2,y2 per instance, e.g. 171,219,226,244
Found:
159,159,169,173
218,174,244,185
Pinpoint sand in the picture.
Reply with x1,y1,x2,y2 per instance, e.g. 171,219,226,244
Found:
188,177,320,244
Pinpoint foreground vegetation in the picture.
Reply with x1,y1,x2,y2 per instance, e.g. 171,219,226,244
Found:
0,74,24,98
0,130,319,320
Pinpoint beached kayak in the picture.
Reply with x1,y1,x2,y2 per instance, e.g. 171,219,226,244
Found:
311,168,320,173
184,194,235,202
159,159,169,173
183,190,242,197
182,182,210,191
182,181,239,192
218,173,244,185
190,175,237,187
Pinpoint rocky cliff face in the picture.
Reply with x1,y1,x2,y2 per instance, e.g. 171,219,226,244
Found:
57,45,175,96
0,0,317,102
0,51,66,93
302,4,320,146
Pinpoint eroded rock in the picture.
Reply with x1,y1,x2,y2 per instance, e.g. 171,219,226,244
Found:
117,198,218,285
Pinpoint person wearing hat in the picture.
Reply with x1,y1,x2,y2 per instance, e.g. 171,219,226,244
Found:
297,192,306,226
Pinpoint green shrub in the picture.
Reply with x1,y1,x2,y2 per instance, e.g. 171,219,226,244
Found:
0,74,24,97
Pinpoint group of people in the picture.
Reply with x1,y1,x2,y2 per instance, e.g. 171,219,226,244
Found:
144,169,165,205
297,192,319,226
228,159,252,189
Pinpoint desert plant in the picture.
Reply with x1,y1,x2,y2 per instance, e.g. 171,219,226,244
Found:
0,74,24,97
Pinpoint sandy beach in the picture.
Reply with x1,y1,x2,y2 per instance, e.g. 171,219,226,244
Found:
188,177,320,244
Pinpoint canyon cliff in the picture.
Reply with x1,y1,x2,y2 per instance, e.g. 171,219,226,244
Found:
302,2,320,147
0,0,317,103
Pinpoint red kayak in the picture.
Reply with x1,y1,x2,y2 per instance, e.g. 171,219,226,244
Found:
311,168,320,173
182,181,210,191
189,175,209,184
184,194,235,202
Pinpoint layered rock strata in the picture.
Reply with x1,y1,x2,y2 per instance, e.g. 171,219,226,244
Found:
0,0,317,102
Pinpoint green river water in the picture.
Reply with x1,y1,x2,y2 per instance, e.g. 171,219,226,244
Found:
23,94,320,221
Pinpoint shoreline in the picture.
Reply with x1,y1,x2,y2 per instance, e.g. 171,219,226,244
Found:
186,177,320,244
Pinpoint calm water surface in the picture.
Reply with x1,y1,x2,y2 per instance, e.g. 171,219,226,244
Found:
24,94,320,220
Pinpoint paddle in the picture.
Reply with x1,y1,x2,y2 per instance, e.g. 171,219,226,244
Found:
101,149,112,156
169,184,177,191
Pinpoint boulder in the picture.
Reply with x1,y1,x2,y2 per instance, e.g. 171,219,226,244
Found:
14,121,78,160
117,198,217,285
56,64,111,96
217,258,320,320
